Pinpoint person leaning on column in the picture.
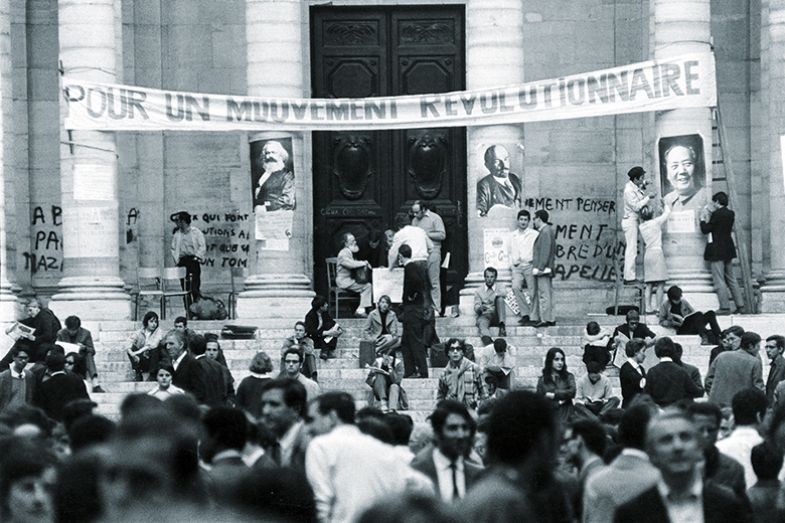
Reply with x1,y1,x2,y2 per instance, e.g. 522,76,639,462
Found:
622,166,656,283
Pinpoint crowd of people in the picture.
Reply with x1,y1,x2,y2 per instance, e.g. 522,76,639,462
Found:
0,287,783,522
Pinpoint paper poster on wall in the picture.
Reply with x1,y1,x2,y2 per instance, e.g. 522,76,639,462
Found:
73,164,114,201
483,229,511,268
667,210,697,234
373,268,404,303
658,133,709,213
475,143,524,217
250,137,295,251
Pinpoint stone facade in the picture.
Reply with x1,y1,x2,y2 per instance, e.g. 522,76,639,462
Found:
0,0,777,321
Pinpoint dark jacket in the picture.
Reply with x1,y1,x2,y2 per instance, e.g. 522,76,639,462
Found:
195,356,228,407
767,355,785,406
172,353,203,397
705,446,746,498
614,482,746,523
533,223,556,272
33,371,89,421
304,308,337,351
410,447,484,495
403,260,432,313
619,361,645,409
0,369,36,412
476,172,522,216
644,360,703,407
700,206,737,262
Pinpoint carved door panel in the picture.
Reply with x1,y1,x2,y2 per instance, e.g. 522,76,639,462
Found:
311,7,466,301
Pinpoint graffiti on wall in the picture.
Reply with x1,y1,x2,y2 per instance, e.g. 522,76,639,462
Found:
25,205,63,274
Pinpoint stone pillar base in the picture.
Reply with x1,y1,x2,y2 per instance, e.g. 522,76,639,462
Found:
236,274,314,319
0,285,18,322
49,276,131,321
760,270,785,312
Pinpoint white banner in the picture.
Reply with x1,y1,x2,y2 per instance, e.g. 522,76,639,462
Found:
62,53,716,132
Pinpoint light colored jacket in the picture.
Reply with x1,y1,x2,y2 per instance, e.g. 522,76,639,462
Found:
362,309,399,341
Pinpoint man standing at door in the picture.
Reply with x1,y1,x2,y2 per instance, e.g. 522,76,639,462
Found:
171,211,206,303
411,200,445,315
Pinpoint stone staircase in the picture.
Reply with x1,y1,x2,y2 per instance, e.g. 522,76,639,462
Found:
7,310,782,421
74,315,719,421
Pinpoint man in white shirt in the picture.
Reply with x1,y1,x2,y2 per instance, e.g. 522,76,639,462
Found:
260,378,309,472
281,348,321,401
170,210,206,302
475,338,514,389
388,213,432,268
622,166,654,283
716,387,767,488
305,391,420,523
508,209,539,325
574,362,621,421
411,201,446,313
411,400,484,502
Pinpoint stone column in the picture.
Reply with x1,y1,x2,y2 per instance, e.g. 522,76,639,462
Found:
0,0,16,321
761,0,785,311
653,0,717,311
459,0,526,314
49,0,130,320
237,0,314,318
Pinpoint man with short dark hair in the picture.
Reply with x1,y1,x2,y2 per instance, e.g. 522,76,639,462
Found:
411,200,446,313
614,411,746,522
619,339,647,408
583,405,660,523
2,298,61,367
643,337,703,407
201,407,249,498
0,347,35,412
398,243,434,378
473,266,507,338
747,442,783,523
476,338,514,389
33,351,89,422
165,329,202,399
509,209,539,325
57,315,103,393
673,342,704,396
280,321,317,380
574,362,620,421
716,388,767,488
700,191,745,314
608,310,656,358
437,339,486,410
658,285,722,344
622,166,655,282
281,348,320,401
531,209,556,327
710,325,745,366
170,210,205,302
259,378,308,471
305,391,422,522
765,335,785,406
705,331,764,408
190,334,227,407
687,402,746,497
565,420,607,519
411,400,483,501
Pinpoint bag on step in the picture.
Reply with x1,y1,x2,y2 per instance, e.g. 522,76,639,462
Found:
429,343,449,368
220,325,258,340
189,295,228,320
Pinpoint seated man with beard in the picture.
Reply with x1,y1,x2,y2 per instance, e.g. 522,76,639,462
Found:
335,232,373,318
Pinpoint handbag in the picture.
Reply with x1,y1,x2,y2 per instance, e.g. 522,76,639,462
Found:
353,265,371,284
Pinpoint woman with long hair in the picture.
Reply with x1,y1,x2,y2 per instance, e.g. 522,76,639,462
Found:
535,347,576,423
638,202,671,311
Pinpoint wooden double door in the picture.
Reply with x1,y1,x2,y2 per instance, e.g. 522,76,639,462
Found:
311,6,467,302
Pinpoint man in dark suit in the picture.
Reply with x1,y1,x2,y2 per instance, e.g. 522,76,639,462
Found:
700,191,745,314
643,337,703,408
562,419,607,520
411,400,483,501
165,329,203,400
398,243,434,378
259,378,309,472
190,334,228,407
687,402,746,498
614,411,746,522
608,310,657,355
201,406,249,500
619,339,648,408
765,335,785,406
531,209,556,327
33,351,89,421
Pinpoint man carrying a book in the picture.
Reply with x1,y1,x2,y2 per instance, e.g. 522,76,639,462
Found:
658,285,722,345
607,310,656,367
57,315,105,393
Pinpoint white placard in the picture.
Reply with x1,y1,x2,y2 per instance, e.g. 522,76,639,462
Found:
373,268,404,303
667,210,696,234
483,228,511,267
73,164,114,201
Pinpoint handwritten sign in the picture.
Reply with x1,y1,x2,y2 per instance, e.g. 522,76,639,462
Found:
483,229,510,268
373,268,404,303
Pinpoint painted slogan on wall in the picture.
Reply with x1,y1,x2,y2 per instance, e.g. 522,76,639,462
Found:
26,205,64,277
187,212,251,272
524,197,623,282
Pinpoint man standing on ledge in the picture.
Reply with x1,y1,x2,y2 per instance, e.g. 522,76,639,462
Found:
532,210,556,327
699,191,745,314
411,200,445,315
622,166,654,283
171,210,206,303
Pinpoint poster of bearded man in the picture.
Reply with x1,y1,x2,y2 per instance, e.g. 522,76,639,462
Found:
250,137,296,251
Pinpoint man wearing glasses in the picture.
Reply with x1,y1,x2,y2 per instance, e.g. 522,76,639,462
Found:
0,348,35,411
